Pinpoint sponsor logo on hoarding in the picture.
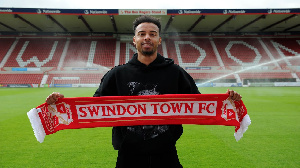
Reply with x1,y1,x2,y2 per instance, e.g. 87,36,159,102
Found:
0,9,13,12
223,10,246,14
54,33,72,36
268,9,291,14
178,10,201,14
19,33,38,36
85,10,108,14
119,9,166,15
37,9,61,14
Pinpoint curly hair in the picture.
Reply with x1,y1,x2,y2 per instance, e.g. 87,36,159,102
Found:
133,15,161,33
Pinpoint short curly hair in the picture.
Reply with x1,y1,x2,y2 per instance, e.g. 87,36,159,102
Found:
133,15,161,33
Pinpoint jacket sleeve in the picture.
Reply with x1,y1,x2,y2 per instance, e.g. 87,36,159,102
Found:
93,69,118,97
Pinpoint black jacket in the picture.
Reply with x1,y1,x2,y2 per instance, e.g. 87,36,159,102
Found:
94,53,200,153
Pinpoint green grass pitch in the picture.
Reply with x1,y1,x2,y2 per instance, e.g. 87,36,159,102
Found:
0,87,299,167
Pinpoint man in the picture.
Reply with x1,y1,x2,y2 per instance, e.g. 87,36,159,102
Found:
46,15,241,168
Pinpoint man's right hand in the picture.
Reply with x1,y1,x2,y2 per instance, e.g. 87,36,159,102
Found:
46,92,64,104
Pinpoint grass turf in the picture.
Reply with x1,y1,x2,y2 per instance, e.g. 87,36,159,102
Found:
0,87,299,167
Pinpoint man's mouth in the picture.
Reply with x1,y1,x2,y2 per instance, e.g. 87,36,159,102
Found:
142,42,152,46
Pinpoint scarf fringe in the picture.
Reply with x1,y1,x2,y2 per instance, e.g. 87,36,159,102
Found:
27,108,46,143
234,114,251,141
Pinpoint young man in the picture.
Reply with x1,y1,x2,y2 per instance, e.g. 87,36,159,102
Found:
46,15,241,168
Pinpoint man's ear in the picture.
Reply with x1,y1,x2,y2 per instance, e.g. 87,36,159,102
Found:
158,36,162,45
133,36,136,45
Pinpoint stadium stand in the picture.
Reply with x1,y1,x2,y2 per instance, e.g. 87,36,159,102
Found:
262,38,300,67
62,38,116,68
0,38,15,65
0,73,43,84
0,37,299,86
213,38,271,67
165,38,219,66
4,38,66,68
239,72,293,79
62,39,94,67
92,39,116,67
46,73,103,85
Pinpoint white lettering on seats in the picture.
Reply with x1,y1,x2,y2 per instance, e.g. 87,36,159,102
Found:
16,41,58,67
225,41,262,66
271,40,300,66
174,41,206,66
126,42,136,63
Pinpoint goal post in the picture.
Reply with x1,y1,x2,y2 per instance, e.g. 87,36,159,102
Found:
51,77,80,87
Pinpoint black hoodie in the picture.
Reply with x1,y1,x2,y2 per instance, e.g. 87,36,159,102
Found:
94,53,200,153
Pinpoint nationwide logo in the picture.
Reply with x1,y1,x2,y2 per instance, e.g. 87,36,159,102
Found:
37,9,61,14
178,10,201,14
19,33,38,36
0,9,13,12
241,33,259,36
275,32,291,36
272,9,291,13
87,10,108,14
224,10,246,14
54,33,72,36
89,33,106,36
268,9,272,14
209,33,226,36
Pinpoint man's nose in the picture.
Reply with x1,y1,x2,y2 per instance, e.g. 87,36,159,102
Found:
144,34,151,40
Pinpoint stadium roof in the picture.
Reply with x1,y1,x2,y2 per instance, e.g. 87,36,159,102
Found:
0,8,300,36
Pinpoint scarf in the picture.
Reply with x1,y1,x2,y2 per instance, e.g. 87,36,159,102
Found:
27,94,251,143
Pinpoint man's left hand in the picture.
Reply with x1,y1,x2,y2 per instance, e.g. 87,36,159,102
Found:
226,89,242,101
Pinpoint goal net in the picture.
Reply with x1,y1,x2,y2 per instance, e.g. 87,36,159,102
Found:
51,77,80,87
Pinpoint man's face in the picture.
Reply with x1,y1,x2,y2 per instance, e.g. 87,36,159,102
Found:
133,22,161,57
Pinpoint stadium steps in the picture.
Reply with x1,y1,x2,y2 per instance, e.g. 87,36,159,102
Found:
57,38,70,70
0,38,18,68
40,74,49,86
291,73,300,82
234,73,242,83
258,38,281,69
161,41,169,58
210,38,225,68
86,41,97,67
270,40,293,66
114,41,121,66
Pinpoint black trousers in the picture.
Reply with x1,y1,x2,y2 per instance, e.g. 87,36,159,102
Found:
115,146,183,168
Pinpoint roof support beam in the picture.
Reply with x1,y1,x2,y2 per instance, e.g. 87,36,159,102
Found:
212,15,234,32
14,14,42,32
164,15,175,32
260,14,297,31
284,23,300,31
0,21,16,31
236,15,266,32
78,15,93,32
47,15,68,32
109,15,118,32
188,15,205,32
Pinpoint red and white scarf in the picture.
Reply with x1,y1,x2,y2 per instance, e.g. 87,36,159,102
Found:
27,94,251,143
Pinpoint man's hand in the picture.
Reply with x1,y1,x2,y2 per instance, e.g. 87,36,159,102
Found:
45,92,64,105
226,89,242,101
